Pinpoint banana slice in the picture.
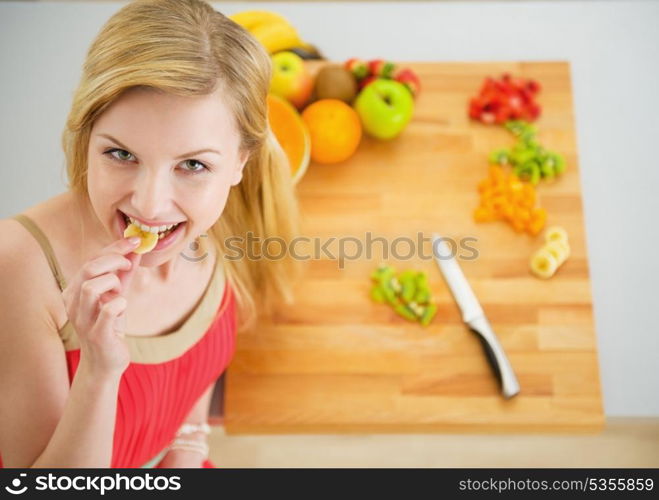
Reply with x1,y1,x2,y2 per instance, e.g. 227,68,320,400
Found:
544,240,570,266
124,223,158,254
544,226,569,245
530,248,558,279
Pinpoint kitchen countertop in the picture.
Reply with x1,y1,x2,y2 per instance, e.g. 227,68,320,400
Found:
0,0,657,417
226,60,605,433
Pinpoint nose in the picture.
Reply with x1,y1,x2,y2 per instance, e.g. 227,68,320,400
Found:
130,166,174,220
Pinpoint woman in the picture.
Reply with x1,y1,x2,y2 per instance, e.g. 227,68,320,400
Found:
0,0,300,468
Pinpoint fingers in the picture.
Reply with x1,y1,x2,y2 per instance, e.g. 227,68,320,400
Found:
95,295,128,337
63,237,143,339
81,254,133,282
95,236,142,259
97,253,142,306
79,273,122,324
66,246,136,311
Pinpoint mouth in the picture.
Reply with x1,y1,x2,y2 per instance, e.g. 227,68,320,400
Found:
117,210,188,249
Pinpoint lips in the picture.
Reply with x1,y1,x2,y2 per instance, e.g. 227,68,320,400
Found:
117,209,187,250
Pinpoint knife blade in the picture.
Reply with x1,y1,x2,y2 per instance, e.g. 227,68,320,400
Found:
432,232,520,399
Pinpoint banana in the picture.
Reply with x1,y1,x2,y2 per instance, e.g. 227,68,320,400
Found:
229,10,291,31
229,10,309,54
124,223,158,254
544,225,569,245
530,226,571,279
544,240,570,266
530,248,558,279
250,22,304,54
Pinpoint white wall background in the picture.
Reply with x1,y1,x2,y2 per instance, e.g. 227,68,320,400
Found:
1,0,658,417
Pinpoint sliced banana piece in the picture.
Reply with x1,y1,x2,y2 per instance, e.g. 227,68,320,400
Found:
544,225,569,245
544,240,571,266
124,223,158,254
530,248,559,279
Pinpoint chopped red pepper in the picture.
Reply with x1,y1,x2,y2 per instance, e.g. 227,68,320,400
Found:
469,73,542,124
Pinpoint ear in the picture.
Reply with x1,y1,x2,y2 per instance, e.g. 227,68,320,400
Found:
230,150,250,186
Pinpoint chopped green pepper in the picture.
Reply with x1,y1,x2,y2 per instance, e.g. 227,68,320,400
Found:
420,303,438,326
368,265,438,327
491,120,567,184
370,286,385,303
394,303,417,322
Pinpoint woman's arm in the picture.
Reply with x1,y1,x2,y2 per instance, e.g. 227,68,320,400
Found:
156,381,215,468
0,230,123,468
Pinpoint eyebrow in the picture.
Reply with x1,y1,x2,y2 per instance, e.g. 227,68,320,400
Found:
97,133,222,159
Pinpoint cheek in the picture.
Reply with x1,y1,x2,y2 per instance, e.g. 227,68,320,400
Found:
188,180,233,223
88,159,123,194
87,161,111,204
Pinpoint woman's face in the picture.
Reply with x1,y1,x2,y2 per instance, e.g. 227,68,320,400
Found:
86,86,248,267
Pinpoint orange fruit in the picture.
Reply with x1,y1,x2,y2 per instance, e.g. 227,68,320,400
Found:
267,94,311,184
301,99,362,164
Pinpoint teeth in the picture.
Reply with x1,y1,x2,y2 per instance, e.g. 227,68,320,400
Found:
127,215,179,234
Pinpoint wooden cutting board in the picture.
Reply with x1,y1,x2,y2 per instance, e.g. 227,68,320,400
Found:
223,61,605,433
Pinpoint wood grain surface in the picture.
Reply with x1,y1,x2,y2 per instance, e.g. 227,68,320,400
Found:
223,61,604,434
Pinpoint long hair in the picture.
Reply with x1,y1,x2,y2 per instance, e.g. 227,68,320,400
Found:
62,0,302,332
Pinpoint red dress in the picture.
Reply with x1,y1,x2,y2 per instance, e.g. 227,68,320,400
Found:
0,214,236,468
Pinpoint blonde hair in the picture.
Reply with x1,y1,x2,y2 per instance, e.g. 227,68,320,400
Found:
62,0,302,332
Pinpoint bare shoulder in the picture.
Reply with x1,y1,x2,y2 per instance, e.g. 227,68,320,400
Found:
0,202,72,333
0,214,70,317
0,216,56,291
0,213,72,468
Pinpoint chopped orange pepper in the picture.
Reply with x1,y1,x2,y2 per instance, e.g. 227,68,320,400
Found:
474,165,548,235
478,179,490,193
489,164,505,183
516,207,531,224
474,206,495,222
511,218,526,232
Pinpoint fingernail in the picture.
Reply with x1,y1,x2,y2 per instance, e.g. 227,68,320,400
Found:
128,237,141,246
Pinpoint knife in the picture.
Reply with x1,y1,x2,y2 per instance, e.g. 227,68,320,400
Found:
431,233,520,399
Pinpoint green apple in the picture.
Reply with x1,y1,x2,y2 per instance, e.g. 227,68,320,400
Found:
353,78,414,140
270,51,313,110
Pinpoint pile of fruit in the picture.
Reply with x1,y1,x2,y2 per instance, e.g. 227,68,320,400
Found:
231,8,425,172
257,48,422,176
468,73,542,124
530,226,571,279
474,165,547,236
489,120,566,185
370,265,438,326
266,49,421,163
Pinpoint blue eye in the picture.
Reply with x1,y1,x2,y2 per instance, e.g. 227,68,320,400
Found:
103,148,211,174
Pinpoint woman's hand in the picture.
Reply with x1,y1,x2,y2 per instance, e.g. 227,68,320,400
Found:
61,236,142,377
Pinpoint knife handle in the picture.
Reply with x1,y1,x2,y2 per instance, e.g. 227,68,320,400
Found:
468,317,520,399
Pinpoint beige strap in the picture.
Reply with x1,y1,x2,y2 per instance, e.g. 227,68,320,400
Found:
11,214,67,291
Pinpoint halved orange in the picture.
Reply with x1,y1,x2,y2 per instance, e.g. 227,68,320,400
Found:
267,94,311,184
